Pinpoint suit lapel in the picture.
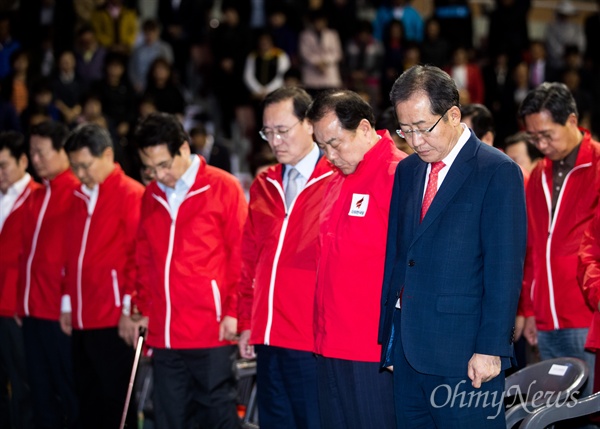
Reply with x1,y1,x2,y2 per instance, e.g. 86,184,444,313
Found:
410,137,479,248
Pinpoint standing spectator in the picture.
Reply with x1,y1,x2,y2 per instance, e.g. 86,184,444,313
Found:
0,131,38,429
19,79,61,130
299,10,343,95
445,46,484,104
17,121,80,429
307,90,405,428
433,0,473,50
545,0,585,77
189,124,231,173
380,20,405,106
380,63,526,429
518,82,600,398
266,7,299,67
373,0,424,43
420,17,450,69
345,20,384,110
157,0,213,85
129,19,174,94
0,14,20,80
528,41,552,87
61,124,144,429
1,50,32,116
143,58,186,116
243,31,290,103
238,87,334,429
487,0,531,67
92,52,136,140
74,26,107,88
90,0,138,54
120,113,247,429
52,50,83,125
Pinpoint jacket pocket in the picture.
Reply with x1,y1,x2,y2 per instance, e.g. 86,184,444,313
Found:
111,269,121,307
211,279,222,322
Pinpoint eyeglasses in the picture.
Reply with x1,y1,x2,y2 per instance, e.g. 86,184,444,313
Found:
70,158,97,173
259,120,301,142
396,108,450,140
527,132,554,146
142,156,176,176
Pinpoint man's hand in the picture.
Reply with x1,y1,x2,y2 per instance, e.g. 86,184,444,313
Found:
514,315,525,341
118,314,148,348
238,329,255,359
219,316,238,342
467,353,501,388
523,316,538,346
60,312,73,336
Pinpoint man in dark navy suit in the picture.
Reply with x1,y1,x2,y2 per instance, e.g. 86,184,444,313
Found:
379,65,527,428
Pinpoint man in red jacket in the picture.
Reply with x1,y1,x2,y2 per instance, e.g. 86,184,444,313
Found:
306,90,406,428
121,113,247,429
0,131,38,429
59,124,144,428
17,121,80,429
518,82,600,397
237,87,334,429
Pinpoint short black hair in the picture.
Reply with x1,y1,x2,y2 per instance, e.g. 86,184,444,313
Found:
0,130,27,161
460,103,495,139
262,86,313,121
65,123,113,156
518,82,578,125
135,112,188,157
189,124,207,137
29,121,69,152
390,65,460,117
306,89,375,130
504,131,543,161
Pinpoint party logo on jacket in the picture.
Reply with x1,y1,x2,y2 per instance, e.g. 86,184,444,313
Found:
349,194,369,217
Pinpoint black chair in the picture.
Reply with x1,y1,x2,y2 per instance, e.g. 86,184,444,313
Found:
504,357,589,429
519,391,600,429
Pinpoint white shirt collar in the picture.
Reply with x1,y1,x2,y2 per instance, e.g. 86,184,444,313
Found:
440,123,471,169
158,154,200,193
285,143,319,181
3,172,30,198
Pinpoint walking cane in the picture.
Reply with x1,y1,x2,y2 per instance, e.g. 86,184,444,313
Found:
120,327,146,429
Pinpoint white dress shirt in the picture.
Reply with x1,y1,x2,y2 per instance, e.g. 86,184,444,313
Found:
0,173,31,232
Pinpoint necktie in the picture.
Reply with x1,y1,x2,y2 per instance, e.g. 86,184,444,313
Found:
421,161,445,222
285,168,300,209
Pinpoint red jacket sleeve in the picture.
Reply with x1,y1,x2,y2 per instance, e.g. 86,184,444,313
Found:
121,181,144,307
237,183,260,332
221,179,248,319
133,191,152,315
578,210,600,312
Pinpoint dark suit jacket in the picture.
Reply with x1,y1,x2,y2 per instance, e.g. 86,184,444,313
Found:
378,133,527,377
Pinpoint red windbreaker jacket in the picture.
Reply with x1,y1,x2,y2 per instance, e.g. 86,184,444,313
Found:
315,131,405,362
578,209,600,351
64,165,144,330
134,158,247,349
238,155,335,352
0,177,42,317
17,169,80,320
520,130,600,330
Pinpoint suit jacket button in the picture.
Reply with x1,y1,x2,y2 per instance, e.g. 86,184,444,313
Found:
408,260,415,267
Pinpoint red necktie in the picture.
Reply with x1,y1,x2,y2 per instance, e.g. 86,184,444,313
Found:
421,161,445,222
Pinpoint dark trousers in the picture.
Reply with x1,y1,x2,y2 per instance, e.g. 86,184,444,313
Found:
22,317,79,429
392,309,506,429
255,345,320,429
316,355,395,429
71,327,136,429
152,345,240,429
0,317,34,429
